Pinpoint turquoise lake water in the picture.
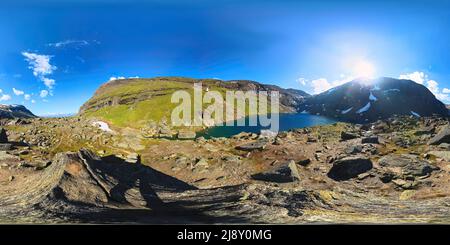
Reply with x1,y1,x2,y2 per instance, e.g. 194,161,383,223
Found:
198,113,337,138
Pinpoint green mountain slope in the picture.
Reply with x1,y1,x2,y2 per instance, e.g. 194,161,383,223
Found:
79,77,309,129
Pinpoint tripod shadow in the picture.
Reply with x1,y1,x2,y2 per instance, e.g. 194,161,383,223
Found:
79,149,195,210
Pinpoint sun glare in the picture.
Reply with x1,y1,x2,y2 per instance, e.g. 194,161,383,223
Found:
352,59,376,78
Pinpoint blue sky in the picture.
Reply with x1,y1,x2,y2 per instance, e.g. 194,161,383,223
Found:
1,0,450,116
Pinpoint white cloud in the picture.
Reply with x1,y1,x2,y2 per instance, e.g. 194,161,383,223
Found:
0,94,11,101
12,88,24,96
296,77,307,86
22,52,56,77
399,71,426,84
399,71,449,102
42,77,56,89
40,90,49,98
426,79,449,102
309,75,355,94
31,99,36,104
22,51,57,91
48,40,89,48
311,78,332,94
24,94,31,100
427,80,439,94
109,76,126,81
0,89,3,93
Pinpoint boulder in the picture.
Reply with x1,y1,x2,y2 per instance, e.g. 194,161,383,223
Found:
297,158,311,166
195,158,209,167
345,145,363,154
428,125,450,145
251,160,300,183
307,136,317,142
362,136,379,144
378,154,437,178
438,143,450,150
236,140,268,151
414,126,435,135
0,143,13,151
0,127,8,143
341,131,359,141
177,131,196,140
327,156,373,181
427,151,450,161
392,179,418,189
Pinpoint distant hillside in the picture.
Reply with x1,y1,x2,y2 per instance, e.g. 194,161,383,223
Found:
0,104,37,119
79,77,309,128
297,77,449,122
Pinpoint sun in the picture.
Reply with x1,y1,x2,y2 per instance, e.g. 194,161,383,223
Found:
352,59,376,78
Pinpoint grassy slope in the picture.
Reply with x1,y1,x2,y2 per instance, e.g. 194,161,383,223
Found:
82,78,272,129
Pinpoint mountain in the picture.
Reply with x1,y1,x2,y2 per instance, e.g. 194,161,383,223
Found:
297,77,449,122
0,104,37,119
79,77,309,128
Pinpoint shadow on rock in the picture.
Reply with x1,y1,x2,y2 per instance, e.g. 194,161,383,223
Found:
78,149,196,210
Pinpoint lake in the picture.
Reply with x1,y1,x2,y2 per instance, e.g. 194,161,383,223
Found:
198,113,337,138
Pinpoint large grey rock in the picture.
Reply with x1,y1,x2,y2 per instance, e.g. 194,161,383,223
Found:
362,136,379,144
378,154,437,178
327,156,373,181
341,131,359,141
0,143,13,151
236,140,268,151
414,126,435,135
251,160,300,183
428,125,450,145
345,145,363,154
427,151,450,161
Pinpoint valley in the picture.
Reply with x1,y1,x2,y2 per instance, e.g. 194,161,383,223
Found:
0,77,450,224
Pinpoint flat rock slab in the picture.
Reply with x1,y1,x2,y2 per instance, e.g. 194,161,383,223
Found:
427,151,450,161
327,156,373,181
236,140,268,151
0,143,13,151
378,154,437,178
341,131,359,141
414,126,435,135
362,136,379,144
428,125,450,145
251,160,300,183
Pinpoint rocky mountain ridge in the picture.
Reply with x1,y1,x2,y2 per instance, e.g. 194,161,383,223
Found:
0,104,36,119
297,77,449,122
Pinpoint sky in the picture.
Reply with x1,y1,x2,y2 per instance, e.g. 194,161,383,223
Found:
1,0,450,116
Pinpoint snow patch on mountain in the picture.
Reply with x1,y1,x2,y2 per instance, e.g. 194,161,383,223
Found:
356,102,371,113
341,107,353,114
371,85,381,91
369,92,378,101
410,111,420,117
92,121,113,132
